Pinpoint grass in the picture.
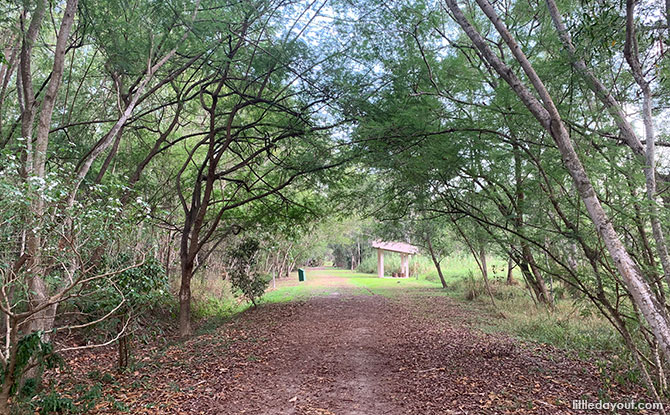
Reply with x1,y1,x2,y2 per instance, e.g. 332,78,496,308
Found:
262,283,313,303
357,252,510,285
346,272,445,297
474,284,624,355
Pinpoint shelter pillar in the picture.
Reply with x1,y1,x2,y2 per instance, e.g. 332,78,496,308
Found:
377,249,384,278
400,254,408,277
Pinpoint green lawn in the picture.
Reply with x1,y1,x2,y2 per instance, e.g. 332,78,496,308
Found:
262,283,315,303
345,273,447,297
262,268,451,301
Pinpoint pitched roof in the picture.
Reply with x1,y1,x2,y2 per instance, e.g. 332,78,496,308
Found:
371,240,420,254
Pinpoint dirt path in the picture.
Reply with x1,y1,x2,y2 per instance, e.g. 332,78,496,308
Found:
230,284,399,414
83,270,650,414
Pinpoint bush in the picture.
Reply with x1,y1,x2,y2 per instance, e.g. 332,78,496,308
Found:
228,239,271,307
36,391,74,415
464,271,484,301
192,297,238,319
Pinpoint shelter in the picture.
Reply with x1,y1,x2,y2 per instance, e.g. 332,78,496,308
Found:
371,241,419,278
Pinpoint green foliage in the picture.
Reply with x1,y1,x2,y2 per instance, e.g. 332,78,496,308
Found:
36,391,74,415
1,0,668,405
115,257,168,306
77,384,102,413
464,271,482,301
228,239,271,307
77,256,168,318
4,332,62,397
192,297,242,320
28,382,112,415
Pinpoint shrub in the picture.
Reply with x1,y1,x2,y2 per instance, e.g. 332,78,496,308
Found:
464,271,483,301
228,238,271,307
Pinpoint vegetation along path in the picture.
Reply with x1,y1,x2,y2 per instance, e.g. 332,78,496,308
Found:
64,269,650,415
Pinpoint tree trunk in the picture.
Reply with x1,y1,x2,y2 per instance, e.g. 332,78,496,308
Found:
178,256,194,337
426,237,447,288
506,256,516,285
23,0,78,384
547,0,670,288
523,245,553,307
479,247,496,307
511,142,549,306
622,0,670,287
117,318,130,370
0,322,18,415
357,240,361,269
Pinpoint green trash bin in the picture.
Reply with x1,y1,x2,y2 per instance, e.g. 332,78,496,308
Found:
298,268,305,282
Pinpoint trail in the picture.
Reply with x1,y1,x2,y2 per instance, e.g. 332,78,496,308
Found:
86,270,648,414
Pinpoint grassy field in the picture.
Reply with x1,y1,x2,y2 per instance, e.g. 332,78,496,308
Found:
357,252,511,284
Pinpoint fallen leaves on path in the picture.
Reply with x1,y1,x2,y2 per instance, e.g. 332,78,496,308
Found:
47,279,656,414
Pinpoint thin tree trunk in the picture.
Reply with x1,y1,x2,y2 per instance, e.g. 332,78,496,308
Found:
449,217,496,307
524,245,553,307
68,3,201,206
0,31,20,141
479,247,496,307
18,0,46,177
0,321,18,415
165,234,173,280
357,240,361,269
547,0,670,287
506,256,516,285
426,237,447,288
512,142,551,305
622,0,670,287
22,0,78,386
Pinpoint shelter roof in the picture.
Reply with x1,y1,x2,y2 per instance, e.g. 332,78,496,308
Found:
371,240,419,255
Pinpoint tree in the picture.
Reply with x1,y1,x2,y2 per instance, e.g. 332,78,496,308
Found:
339,0,670,399
163,0,353,336
441,0,670,400
0,0,201,404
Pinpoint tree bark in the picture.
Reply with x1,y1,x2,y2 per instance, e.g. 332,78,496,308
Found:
68,3,201,206
0,321,18,415
622,0,670,287
512,142,551,305
178,255,194,337
25,0,79,346
479,247,496,306
523,244,553,306
546,0,670,287
506,256,515,285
